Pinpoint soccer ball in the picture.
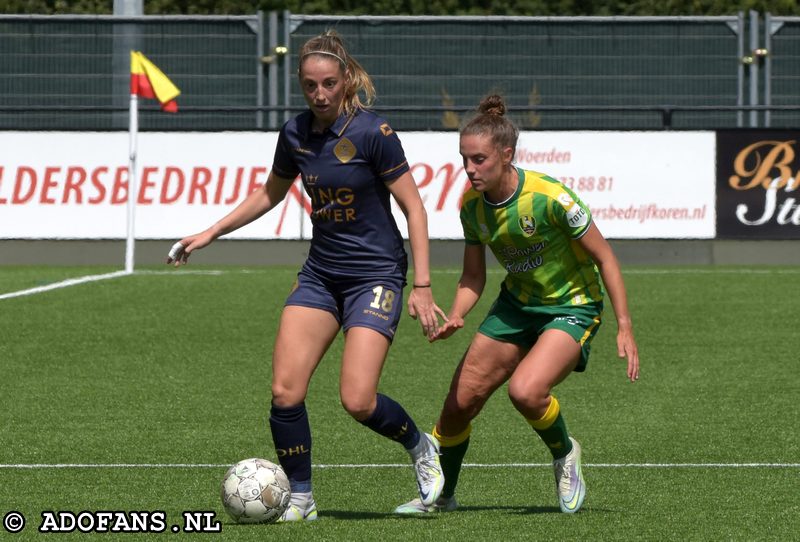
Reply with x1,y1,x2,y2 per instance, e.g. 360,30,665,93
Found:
220,458,291,524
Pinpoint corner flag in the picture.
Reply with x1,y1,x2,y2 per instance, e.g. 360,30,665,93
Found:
125,51,180,273
130,51,180,112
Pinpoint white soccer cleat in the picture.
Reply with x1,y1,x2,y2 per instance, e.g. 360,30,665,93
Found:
413,433,445,506
553,437,586,513
393,496,458,514
276,492,318,522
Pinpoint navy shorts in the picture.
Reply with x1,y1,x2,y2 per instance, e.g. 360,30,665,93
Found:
285,265,405,341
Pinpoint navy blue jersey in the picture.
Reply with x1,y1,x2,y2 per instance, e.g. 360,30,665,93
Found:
272,109,409,278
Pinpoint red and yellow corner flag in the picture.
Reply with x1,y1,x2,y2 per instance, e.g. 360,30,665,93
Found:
130,51,180,113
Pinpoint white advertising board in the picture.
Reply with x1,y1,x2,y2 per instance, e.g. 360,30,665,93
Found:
0,131,715,239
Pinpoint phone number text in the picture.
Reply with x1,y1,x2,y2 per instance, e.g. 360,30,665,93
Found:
559,176,614,192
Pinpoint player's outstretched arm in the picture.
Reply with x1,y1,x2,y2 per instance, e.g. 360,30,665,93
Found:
387,172,447,339
431,243,486,342
578,223,640,382
167,172,295,266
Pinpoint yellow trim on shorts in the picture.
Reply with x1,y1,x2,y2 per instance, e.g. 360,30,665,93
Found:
579,314,602,346
433,423,472,447
526,395,560,430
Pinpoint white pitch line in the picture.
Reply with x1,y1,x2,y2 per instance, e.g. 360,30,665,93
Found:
0,268,244,301
0,464,229,469
434,268,800,275
0,270,130,301
134,269,227,276
0,462,797,469
621,268,800,275
319,462,800,469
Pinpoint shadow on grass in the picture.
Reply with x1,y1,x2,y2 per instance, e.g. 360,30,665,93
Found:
319,504,564,521
219,504,595,526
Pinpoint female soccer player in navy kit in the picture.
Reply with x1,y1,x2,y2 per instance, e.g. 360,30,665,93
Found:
395,95,639,515
167,31,446,521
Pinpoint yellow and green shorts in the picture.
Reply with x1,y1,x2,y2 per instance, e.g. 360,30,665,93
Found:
477,290,603,372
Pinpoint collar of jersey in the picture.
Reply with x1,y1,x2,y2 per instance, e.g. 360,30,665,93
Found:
482,167,525,208
299,110,357,141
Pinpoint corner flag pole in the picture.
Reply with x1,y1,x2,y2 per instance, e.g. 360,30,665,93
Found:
125,90,138,274
126,51,180,273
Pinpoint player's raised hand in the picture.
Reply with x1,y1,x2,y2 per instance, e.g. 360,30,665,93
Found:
430,317,464,342
166,241,187,266
166,229,216,266
407,287,447,340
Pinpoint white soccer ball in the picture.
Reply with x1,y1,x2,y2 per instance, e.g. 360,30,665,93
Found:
220,458,291,524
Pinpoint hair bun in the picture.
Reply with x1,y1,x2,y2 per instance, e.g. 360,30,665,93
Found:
478,95,506,116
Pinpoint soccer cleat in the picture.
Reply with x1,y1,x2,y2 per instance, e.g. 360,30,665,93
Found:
413,433,445,506
276,493,318,522
553,437,586,513
393,496,458,514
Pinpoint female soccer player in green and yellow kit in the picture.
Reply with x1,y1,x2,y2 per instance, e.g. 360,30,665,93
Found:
395,95,640,515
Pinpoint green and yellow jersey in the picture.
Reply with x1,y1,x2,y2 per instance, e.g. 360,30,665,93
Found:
460,167,604,307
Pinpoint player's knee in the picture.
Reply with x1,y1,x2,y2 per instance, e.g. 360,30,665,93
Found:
271,382,306,408
340,394,374,421
507,378,550,414
442,391,482,421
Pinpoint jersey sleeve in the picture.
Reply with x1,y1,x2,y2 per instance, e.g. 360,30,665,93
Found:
460,209,481,244
549,182,593,239
367,120,410,183
270,126,300,180
459,192,483,245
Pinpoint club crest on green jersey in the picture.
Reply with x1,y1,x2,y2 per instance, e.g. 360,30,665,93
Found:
519,215,536,236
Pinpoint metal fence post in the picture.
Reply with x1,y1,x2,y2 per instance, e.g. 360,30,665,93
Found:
735,11,745,127
283,10,293,125
763,13,786,128
268,11,279,129
749,10,760,127
256,11,265,130
113,0,143,130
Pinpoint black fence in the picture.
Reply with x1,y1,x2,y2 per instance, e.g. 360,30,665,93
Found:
1,12,797,131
